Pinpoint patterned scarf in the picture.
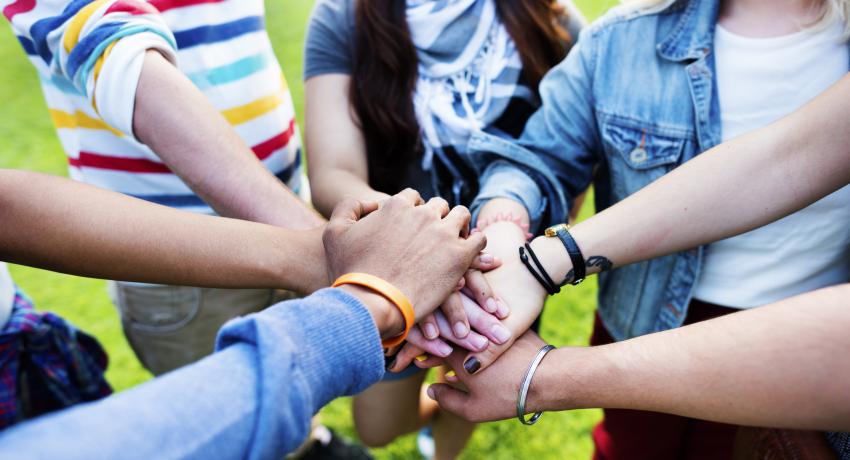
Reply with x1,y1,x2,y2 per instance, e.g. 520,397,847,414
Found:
407,0,526,201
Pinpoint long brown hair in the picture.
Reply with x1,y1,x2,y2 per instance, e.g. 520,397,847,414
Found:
351,0,570,193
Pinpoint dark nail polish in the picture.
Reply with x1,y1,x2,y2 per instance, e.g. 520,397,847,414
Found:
385,356,396,370
464,357,481,374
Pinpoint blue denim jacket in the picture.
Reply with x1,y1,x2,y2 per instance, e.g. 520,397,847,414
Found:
470,0,849,341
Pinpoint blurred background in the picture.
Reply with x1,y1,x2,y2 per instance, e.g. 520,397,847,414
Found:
0,0,618,458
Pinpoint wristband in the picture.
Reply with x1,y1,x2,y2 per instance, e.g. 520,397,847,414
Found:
332,273,415,348
517,344,556,425
545,224,586,285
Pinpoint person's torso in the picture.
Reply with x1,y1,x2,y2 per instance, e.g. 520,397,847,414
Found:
0,264,14,330
571,0,850,339
30,0,302,214
693,21,850,308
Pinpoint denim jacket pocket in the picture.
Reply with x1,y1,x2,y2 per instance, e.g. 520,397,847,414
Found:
600,118,689,199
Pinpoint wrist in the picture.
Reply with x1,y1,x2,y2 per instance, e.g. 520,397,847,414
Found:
529,346,615,413
529,235,574,286
338,285,405,340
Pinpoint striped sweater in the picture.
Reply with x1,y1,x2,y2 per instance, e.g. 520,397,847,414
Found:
3,0,302,214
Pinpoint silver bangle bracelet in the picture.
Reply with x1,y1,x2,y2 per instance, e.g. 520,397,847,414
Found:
517,344,556,425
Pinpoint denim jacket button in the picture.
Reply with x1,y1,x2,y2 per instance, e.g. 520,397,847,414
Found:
630,148,648,164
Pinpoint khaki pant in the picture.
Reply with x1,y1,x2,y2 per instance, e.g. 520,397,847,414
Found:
109,282,296,375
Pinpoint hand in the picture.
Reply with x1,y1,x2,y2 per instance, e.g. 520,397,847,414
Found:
323,190,486,325
420,253,508,342
426,331,549,423
458,261,546,375
387,293,513,371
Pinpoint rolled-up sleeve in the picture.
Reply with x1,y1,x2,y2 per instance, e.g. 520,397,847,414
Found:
472,160,547,231
3,0,177,136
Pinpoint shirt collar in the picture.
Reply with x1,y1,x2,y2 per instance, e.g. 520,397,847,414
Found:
656,0,721,62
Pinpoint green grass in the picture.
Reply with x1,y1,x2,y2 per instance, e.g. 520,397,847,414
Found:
0,1,618,458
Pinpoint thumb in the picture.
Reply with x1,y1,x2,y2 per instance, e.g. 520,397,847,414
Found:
328,198,379,227
427,383,471,420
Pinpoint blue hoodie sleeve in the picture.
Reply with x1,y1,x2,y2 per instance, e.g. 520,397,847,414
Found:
0,288,384,460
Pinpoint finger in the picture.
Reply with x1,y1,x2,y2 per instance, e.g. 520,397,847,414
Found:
455,276,466,291
463,270,499,315
387,340,427,373
394,188,424,206
464,231,488,256
423,197,451,218
469,252,502,272
426,383,471,419
328,198,372,227
461,335,517,376
413,354,444,369
440,292,470,339
421,313,440,340
404,325,453,358
444,369,460,383
461,294,512,346
443,205,471,236
433,311,489,352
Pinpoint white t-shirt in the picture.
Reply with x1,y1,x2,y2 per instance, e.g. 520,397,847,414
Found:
0,263,15,329
693,21,850,308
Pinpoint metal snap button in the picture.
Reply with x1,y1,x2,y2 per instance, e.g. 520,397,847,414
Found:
630,147,648,164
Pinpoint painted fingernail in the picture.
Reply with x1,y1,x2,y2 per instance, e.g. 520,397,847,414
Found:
446,370,457,378
427,386,436,400
437,342,453,357
464,357,481,374
415,355,428,362
385,356,396,370
479,253,494,264
424,323,439,339
491,324,512,344
453,322,469,338
485,298,498,313
471,334,488,351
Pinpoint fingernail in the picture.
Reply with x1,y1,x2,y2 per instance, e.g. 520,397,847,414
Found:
415,355,428,362
485,298,498,313
453,322,469,338
471,334,488,351
424,323,439,339
385,356,396,370
491,324,512,344
446,370,457,378
480,253,494,264
464,357,481,374
437,342,453,357
496,300,509,318
427,386,436,400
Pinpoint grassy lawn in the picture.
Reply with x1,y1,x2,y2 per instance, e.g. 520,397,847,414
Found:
0,1,618,458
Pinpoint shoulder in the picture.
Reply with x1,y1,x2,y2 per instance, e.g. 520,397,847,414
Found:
579,1,685,42
309,0,355,28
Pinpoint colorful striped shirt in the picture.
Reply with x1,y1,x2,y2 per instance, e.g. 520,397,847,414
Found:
4,0,303,213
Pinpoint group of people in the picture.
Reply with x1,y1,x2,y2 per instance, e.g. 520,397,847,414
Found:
0,0,848,459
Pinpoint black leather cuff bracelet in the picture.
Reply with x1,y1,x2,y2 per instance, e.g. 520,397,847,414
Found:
545,224,586,285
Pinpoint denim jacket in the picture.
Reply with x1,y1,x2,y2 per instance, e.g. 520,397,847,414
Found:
469,0,849,341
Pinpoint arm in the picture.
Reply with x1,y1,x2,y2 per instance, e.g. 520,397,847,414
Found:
0,189,487,460
134,51,324,229
4,0,321,229
304,75,389,217
0,170,327,294
529,72,850,285
431,283,850,431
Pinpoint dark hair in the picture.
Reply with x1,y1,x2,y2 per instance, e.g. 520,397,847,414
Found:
351,0,570,193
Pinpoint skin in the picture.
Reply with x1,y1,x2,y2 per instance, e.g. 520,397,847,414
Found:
306,71,504,458
416,0,849,376
0,173,488,343
425,70,850,429
134,51,324,230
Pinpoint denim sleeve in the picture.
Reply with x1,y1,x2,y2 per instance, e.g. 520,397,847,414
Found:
469,27,601,229
471,160,546,231
0,288,384,460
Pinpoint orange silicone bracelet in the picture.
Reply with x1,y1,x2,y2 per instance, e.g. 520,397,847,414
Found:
332,273,415,348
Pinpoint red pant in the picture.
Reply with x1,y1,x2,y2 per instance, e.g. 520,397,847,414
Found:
590,301,739,460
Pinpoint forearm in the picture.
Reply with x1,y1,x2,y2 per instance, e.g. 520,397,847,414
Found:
134,51,323,230
309,168,389,218
0,170,327,294
0,289,386,459
536,284,850,430
531,74,850,283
